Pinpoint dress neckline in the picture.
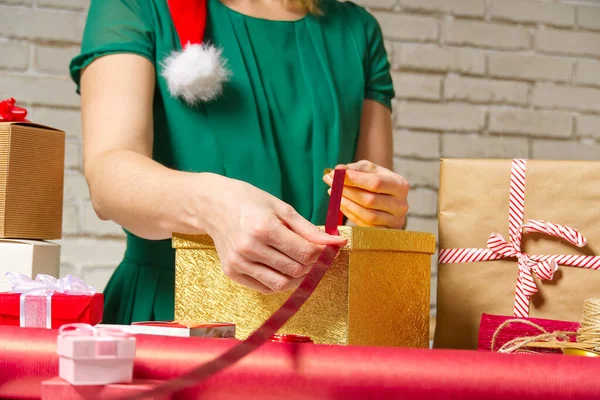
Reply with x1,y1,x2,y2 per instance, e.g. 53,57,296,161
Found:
214,0,309,23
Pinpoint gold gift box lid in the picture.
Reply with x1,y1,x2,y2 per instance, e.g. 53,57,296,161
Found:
173,226,437,254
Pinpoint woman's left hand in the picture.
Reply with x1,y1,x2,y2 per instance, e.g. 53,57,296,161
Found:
323,160,409,229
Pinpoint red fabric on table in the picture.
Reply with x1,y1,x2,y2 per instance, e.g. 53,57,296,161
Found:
478,313,580,353
0,293,103,329
1,325,600,400
41,377,169,400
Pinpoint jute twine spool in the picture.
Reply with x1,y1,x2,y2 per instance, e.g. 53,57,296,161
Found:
577,298,600,345
491,298,600,354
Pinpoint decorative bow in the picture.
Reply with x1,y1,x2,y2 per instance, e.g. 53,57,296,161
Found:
6,272,96,296
59,323,133,358
59,323,132,338
0,98,28,122
486,220,587,307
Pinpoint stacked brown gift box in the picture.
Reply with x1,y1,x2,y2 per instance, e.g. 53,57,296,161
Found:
0,98,64,289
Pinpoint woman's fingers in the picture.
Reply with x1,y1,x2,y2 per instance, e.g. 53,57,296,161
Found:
277,204,347,246
330,184,404,215
339,203,371,227
337,194,398,228
236,262,303,293
228,273,275,294
242,239,316,278
324,162,409,197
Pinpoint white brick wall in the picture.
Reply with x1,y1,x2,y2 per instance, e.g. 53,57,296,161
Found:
1,0,600,323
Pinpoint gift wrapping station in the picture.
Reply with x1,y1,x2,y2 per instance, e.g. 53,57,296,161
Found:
1,98,600,400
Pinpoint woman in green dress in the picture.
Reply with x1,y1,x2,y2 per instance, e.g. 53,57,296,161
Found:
70,0,410,325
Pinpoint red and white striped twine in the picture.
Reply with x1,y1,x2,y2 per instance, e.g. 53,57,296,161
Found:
439,159,600,318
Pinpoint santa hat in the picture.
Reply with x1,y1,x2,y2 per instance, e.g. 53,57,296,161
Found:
162,0,230,104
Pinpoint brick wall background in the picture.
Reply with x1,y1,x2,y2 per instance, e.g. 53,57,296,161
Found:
1,0,599,321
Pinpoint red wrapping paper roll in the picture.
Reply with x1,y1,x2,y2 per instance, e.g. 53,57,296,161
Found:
2,325,600,400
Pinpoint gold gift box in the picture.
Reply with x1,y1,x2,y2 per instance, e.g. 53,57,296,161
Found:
0,122,65,240
173,226,436,347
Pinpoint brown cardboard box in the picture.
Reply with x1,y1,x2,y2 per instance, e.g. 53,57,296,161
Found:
434,159,600,349
0,122,65,240
173,226,436,347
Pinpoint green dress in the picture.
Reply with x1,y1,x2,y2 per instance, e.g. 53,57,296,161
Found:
70,0,394,324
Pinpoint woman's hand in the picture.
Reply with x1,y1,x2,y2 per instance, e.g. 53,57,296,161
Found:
323,160,409,229
200,175,347,294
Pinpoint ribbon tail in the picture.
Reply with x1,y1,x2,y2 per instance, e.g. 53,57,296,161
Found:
19,292,52,328
513,266,538,318
45,292,52,329
513,280,530,318
19,293,26,327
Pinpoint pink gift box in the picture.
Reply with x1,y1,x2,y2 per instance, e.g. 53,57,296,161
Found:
57,324,136,386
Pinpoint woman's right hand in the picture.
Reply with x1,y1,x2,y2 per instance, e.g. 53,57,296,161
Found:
199,174,347,294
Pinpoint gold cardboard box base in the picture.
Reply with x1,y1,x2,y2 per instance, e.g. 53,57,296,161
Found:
173,227,435,347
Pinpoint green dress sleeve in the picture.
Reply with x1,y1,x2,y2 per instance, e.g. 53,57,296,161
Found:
69,0,155,91
360,9,395,110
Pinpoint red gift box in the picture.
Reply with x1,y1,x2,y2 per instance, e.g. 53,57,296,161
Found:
0,293,103,329
41,377,170,400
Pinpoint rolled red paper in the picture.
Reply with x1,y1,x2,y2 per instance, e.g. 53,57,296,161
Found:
2,325,600,400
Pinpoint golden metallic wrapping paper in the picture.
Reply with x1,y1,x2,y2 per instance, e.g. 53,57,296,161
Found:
173,226,436,347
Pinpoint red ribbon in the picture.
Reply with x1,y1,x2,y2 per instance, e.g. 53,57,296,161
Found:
0,98,28,122
116,169,347,400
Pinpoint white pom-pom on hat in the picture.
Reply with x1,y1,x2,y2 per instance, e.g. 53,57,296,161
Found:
163,0,230,104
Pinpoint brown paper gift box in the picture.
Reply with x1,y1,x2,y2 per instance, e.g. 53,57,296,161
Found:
173,226,436,347
433,159,600,350
0,122,65,240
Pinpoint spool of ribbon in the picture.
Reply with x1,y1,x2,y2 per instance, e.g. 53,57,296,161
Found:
491,298,600,355
6,273,96,329
59,323,133,358
0,98,28,122
114,168,347,400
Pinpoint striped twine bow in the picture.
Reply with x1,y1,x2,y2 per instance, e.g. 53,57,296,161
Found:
439,159,600,318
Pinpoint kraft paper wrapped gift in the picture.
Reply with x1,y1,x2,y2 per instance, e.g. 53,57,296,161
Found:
434,159,600,350
173,226,436,347
0,239,60,292
0,121,65,240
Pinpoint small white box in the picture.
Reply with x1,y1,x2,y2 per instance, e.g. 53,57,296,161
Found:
0,239,60,292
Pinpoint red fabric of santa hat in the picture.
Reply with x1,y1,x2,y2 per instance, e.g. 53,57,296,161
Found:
162,0,230,104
